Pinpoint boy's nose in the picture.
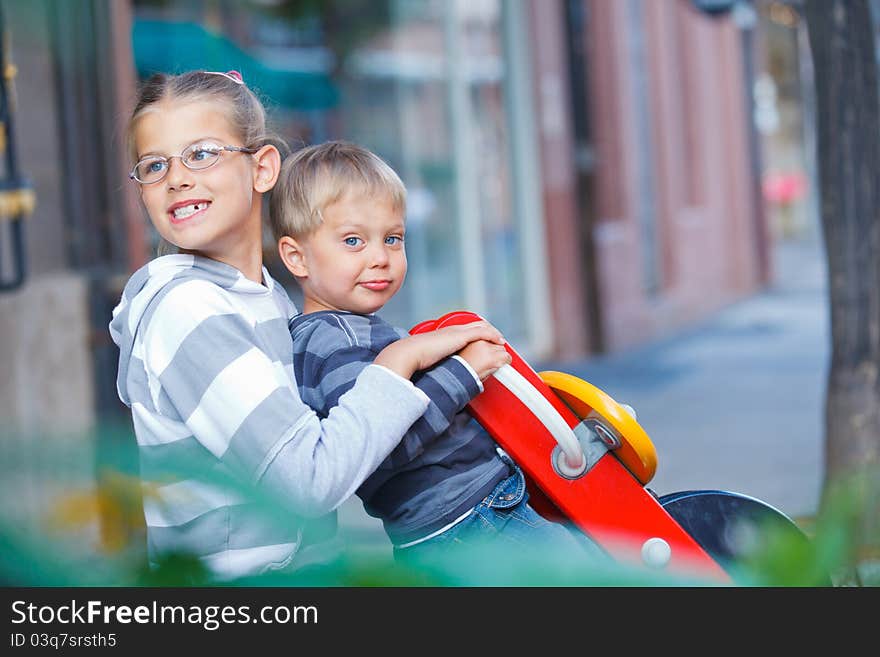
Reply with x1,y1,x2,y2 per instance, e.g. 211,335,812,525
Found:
368,244,390,266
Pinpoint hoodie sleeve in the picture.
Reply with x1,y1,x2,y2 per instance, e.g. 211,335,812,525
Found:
139,279,430,517
295,315,482,471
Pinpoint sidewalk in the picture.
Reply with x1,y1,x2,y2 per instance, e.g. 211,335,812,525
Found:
338,237,830,549
544,237,829,522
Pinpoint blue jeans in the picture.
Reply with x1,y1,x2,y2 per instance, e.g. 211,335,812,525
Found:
393,463,607,569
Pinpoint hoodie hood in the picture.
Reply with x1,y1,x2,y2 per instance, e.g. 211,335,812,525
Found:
109,254,276,406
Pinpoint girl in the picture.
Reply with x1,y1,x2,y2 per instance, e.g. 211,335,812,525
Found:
109,70,509,580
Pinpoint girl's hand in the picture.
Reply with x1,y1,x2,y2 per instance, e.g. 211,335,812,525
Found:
375,320,505,379
457,339,512,381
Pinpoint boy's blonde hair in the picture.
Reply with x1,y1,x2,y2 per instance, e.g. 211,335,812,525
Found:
270,140,407,241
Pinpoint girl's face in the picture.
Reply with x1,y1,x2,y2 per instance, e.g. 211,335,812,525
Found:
133,99,261,263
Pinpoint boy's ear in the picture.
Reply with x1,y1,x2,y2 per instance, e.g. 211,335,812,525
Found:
252,144,281,193
278,235,309,278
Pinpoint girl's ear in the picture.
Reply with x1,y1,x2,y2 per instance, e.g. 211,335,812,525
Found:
253,144,281,192
278,235,309,278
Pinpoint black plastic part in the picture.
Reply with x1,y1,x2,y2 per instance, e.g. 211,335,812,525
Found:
659,489,830,584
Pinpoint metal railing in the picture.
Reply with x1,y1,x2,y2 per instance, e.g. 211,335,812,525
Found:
0,1,34,292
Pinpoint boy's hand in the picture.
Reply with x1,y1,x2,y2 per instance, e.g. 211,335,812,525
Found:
375,320,506,379
457,339,512,381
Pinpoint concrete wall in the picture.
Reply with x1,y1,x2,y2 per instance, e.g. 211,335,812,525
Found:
0,272,95,436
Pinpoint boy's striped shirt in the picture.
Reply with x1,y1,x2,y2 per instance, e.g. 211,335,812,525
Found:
290,310,508,546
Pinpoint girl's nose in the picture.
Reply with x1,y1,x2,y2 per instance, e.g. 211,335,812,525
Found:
165,157,194,190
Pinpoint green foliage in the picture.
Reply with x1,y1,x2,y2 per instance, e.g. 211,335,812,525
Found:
725,468,879,587
0,424,876,587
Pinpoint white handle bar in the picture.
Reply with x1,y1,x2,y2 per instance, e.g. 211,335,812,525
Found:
492,364,587,476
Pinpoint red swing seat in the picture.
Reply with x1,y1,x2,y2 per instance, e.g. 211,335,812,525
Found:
411,311,731,583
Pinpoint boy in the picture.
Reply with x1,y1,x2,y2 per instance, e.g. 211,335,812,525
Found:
269,140,601,565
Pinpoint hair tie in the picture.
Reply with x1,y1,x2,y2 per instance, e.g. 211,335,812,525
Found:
204,70,245,85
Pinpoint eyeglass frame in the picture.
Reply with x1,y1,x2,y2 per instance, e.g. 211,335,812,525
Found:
129,141,259,184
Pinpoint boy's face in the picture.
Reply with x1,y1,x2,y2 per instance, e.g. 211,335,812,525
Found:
283,193,407,315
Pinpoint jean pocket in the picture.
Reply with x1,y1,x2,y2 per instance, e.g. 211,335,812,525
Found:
482,467,527,510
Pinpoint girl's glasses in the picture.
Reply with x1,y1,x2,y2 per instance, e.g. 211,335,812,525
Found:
129,141,258,184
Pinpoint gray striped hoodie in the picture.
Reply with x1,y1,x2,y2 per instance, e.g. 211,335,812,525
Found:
109,254,430,579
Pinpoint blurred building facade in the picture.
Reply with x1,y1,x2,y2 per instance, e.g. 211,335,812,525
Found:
1,0,769,437
753,0,818,244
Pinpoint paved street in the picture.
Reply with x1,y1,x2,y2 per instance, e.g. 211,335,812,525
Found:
338,236,830,551
552,237,829,522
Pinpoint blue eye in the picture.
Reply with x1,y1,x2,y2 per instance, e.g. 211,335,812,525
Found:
182,143,223,168
135,158,168,181
344,237,363,247
192,149,215,161
385,235,404,246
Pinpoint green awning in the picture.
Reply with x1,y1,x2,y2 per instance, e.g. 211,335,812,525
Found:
132,19,338,111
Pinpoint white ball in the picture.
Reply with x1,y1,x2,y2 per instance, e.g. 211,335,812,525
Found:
641,537,671,569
